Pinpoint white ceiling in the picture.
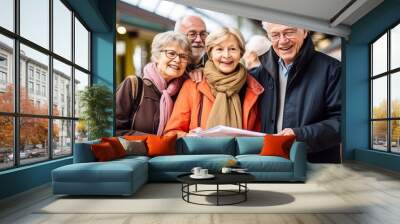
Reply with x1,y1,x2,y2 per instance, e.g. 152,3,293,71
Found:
168,0,384,38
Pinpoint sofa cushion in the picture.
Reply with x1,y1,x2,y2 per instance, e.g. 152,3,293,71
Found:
147,135,177,157
236,155,293,172
260,135,295,159
118,138,147,156
91,142,118,161
124,135,151,141
101,137,127,158
235,137,264,155
74,140,100,163
148,154,235,172
53,158,147,183
116,155,150,163
176,137,235,155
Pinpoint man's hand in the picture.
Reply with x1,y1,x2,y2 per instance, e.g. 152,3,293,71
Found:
276,128,296,136
188,68,203,83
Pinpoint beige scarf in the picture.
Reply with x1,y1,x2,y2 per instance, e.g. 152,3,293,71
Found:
204,60,247,129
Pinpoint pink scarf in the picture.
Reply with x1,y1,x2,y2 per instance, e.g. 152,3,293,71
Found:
143,62,182,135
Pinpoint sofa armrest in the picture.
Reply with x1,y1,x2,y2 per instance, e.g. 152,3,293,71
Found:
289,141,308,181
73,140,100,163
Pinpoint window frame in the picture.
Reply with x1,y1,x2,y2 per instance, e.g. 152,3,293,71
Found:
0,0,92,171
370,20,400,154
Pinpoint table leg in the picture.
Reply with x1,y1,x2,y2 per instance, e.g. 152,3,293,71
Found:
245,183,247,201
217,184,219,206
181,184,183,200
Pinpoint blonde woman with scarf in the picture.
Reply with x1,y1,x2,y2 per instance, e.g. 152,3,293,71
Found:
164,27,264,137
116,31,191,135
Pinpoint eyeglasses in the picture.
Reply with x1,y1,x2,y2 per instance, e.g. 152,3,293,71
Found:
160,50,189,62
268,29,299,42
186,31,208,40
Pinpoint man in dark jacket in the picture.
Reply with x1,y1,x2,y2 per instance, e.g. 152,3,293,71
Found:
253,22,341,163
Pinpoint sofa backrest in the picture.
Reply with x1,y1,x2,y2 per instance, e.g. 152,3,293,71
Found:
235,137,264,155
73,139,100,163
176,137,236,155
74,136,263,161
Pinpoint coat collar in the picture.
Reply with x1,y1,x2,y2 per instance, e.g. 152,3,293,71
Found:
246,74,264,95
198,79,215,101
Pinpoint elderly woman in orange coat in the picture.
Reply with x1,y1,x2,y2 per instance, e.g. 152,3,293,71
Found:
164,27,264,137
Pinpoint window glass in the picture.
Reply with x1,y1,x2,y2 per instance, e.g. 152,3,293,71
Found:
53,0,72,60
74,18,89,70
391,72,400,118
75,120,88,142
391,120,400,153
0,35,14,113
20,44,49,115
20,117,49,165
0,0,93,169
372,33,387,76
0,116,13,170
372,121,388,151
53,59,72,116
372,77,387,119
74,69,89,118
53,119,72,158
0,0,14,31
391,24,400,70
75,120,88,143
20,0,49,49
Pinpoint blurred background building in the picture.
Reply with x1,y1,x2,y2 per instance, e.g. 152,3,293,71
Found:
116,0,341,85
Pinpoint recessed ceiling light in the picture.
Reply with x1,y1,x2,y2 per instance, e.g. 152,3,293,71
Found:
117,26,127,35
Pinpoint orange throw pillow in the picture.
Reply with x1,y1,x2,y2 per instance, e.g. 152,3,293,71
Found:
101,137,126,158
124,135,151,141
91,142,117,161
146,135,177,157
260,135,296,159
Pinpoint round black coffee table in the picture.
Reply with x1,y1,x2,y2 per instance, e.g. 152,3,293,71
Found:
177,173,255,206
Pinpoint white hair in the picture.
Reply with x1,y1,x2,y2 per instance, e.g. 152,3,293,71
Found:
174,15,205,33
151,31,192,62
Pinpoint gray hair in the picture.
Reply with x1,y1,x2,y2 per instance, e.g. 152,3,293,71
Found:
261,21,308,38
174,15,205,33
151,31,192,62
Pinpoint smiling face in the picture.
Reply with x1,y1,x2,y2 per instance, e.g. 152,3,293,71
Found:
209,35,242,74
156,42,189,82
178,16,207,63
265,23,307,66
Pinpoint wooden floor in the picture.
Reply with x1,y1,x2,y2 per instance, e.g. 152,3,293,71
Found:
1,162,400,224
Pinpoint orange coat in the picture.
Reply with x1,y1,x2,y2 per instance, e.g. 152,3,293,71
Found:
164,74,264,137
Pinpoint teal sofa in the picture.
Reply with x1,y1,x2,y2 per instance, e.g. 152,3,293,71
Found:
52,137,307,196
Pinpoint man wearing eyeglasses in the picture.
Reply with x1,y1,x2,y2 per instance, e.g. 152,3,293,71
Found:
175,15,208,81
252,22,342,163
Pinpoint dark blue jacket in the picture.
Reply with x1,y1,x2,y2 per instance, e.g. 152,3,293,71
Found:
252,36,341,162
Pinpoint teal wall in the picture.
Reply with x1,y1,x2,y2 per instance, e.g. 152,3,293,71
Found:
91,0,116,136
0,0,116,200
0,158,72,199
344,0,400,171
